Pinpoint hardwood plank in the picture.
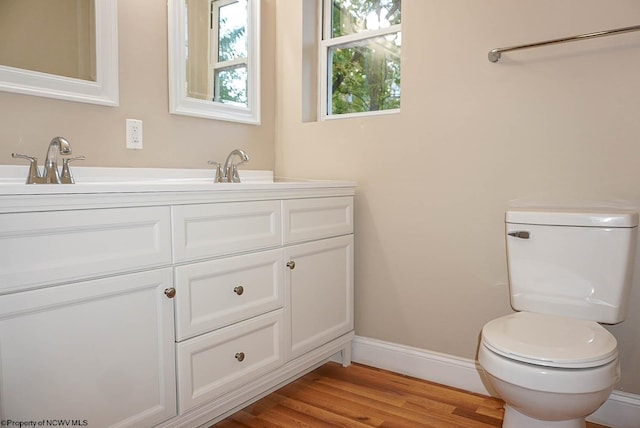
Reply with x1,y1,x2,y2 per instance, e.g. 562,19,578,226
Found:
212,362,610,428
255,404,338,428
313,362,500,419
311,363,503,427
265,391,375,428
290,375,497,428
216,409,282,428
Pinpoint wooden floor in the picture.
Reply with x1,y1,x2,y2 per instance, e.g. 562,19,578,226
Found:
212,362,609,428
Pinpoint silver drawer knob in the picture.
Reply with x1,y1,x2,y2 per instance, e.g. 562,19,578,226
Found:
286,261,296,270
164,288,176,299
233,285,244,295
235,352,245,362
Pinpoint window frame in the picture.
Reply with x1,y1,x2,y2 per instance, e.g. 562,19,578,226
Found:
319,0,402,120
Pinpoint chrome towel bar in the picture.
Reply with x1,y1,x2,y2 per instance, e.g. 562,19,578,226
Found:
488,24,640,62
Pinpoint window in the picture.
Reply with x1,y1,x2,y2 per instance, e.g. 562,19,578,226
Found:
321,0,401,118
210,0,248,106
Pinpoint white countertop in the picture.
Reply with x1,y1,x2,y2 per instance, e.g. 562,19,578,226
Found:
0,166,356,212
0,166,354,194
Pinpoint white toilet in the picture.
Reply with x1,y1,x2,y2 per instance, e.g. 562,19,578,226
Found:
478,208,638,428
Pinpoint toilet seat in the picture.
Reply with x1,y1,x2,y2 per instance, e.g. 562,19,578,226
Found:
482,312,618,368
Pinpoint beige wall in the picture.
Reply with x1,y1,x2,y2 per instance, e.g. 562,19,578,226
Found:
0,0,276,170
274,0,640,393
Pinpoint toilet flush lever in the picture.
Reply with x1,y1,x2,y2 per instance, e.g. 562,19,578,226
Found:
508,231,530,239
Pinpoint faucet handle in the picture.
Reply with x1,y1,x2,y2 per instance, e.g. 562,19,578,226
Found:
61,156,85,184
63,155,85,163
207,161,223,183
12,152,37,163
230,164,241,183
12,153,42,184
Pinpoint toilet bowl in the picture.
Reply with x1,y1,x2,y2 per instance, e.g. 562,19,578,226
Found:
479,346,618,428
479,312,621,428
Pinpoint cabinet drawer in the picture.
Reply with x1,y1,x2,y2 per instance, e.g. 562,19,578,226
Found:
176,310,284,413
0,206,172,293
174,249,284,341
172,201,281,262
283,197,353,244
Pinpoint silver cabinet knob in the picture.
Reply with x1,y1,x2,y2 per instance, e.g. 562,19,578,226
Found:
164,288,176,299
235,352,245,362
286,261,296,270
233,285,244,295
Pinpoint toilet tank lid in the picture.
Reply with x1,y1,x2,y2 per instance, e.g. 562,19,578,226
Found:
506,208,638,228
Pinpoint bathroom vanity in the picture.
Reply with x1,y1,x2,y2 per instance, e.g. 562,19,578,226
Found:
0,168,355,427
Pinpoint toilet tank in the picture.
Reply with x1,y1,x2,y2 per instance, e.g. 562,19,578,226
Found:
506,208,638,324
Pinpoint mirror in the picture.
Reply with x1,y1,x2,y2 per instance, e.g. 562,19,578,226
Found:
168,0,260,124
0,0,119,106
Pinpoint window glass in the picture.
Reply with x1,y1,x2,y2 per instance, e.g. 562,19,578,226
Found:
215,65,247,105
331,0,401,38
329,34,401,115
211,0,248,107
217,0,247,62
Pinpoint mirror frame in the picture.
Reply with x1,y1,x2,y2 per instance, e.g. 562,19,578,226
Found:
0,0,119,107
168,0,261,124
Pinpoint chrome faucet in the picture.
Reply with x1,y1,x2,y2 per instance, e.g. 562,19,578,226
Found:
12,137,84,184
209,149,249,183
43,137,72,183
223,149,249,183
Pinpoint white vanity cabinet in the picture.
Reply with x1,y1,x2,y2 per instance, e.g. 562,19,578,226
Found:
0,178,355,428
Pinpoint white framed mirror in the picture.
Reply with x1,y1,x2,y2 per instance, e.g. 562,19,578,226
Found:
168,0,261,124
0,0,119,106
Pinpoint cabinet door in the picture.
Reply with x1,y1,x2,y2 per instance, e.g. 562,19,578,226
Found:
0,269,177,427
285,235,354,360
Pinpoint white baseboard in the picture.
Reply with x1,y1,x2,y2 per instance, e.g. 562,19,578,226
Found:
351,336,640,428
351,335,490,395
589,390,640,428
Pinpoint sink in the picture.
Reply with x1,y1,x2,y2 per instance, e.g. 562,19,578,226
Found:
0,165,353,195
